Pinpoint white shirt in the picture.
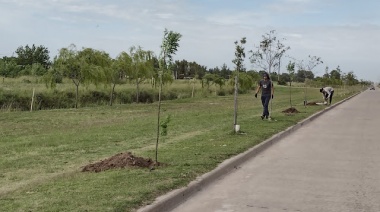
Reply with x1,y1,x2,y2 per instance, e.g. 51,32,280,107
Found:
322,87,334,99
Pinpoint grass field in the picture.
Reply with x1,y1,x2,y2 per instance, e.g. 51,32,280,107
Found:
0,82,363,211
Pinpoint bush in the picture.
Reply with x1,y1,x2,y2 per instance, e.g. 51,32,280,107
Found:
217,89,226,96
160,90,177,101
134,90,155,103
80,91,109,106
116,91,133,104
277,79,287,86
0,93,30,111
22,79,32,84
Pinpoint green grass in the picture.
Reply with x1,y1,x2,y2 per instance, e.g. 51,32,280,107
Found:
0,84,362,211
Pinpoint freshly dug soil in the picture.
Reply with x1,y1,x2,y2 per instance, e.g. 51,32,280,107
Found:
282,107,299,113
306,101,318,105
81,152,158,172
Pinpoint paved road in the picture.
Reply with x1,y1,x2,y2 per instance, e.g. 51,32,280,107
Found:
171,89,380,212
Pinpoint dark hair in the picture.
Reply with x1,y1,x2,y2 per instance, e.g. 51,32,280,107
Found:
320,88,324,92
263,72,270,80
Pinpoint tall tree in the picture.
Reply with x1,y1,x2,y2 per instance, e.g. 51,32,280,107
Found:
54,45,107,108
156,29,182,163
15,44,50,70
249,30,290,78
330,66,341,80
344,71,359,85
220,63,232,79
189,62,207,79
110,52,132,105
54,45,81,108
128,46,154,103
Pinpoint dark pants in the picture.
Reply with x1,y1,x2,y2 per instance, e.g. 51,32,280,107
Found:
329,91,334,104
261,95,271,117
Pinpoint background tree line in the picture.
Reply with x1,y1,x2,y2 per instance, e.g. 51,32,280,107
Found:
0,29,373,111
1,43,371,87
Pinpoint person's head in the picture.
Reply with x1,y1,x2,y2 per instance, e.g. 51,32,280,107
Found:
263,72,270,80
319,88,324,93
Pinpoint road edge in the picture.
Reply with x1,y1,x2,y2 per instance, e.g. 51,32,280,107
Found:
137,92,361,212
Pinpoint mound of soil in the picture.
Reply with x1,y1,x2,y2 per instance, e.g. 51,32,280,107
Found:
282,107,299,113
81,152,158,172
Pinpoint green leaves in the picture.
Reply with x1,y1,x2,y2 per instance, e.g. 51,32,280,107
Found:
232,37,247,72
159,28,182,70
15,44,50,70
160,115,171,136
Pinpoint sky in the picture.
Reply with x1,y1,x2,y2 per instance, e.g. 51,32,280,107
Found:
1,0,380,82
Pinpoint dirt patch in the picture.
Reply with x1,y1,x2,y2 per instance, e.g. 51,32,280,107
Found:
306,101,318,105
81,152,158,172
282,107,300,114
306,101,327,106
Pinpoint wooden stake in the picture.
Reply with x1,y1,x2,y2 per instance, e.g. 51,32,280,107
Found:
30,88,35,112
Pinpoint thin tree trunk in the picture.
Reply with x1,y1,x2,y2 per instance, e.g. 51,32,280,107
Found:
72,79,80,109
304,85,308,107
110,83,116,106
289,82,292,108
136,79,140,103
75,84,79,109
155,74,163,163
30,88,35,112
233,75,238,130
192,81,195,98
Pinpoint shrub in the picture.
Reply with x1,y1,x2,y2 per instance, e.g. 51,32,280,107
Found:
217,89,226,96
277,79,287,86
134,90,155,103
80,91,109,106
116,91,133,104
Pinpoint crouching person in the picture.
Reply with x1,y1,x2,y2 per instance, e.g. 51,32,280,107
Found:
320,87,334,105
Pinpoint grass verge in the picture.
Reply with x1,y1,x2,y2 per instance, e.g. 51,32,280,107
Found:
0,85,362,211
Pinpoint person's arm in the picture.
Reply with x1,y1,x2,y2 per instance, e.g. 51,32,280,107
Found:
255,86,261,94
321,88,326,100
255,81,261,97
326,91,331,99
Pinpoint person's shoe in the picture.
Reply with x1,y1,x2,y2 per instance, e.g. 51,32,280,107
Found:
265,115,269,119
261,115,264,120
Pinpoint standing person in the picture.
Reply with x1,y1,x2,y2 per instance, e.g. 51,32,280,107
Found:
320,86,334,105
254,72,274,120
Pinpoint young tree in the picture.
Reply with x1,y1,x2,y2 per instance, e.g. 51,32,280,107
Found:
232,37,246,132
249,30,290,79
202,73,215,91
303,55,323,104
156,29,182,163
213,75,225,90
287,61,295,108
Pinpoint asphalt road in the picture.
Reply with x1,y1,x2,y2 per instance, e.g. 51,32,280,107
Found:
170,88,380,212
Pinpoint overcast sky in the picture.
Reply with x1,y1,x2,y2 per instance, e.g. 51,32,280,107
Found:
1,0,379,82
